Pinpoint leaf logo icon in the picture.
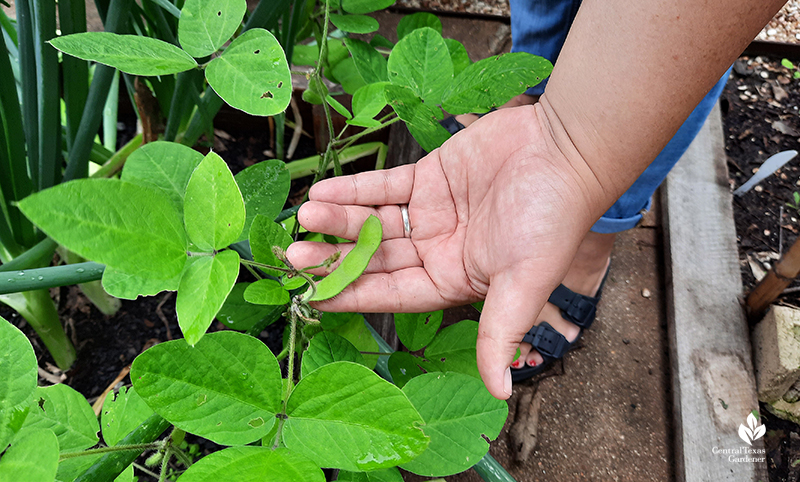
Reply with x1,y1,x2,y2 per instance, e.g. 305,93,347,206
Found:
738,412,765,445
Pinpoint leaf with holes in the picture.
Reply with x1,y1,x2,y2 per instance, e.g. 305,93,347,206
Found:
421,320,480,379
176,250,240,346
179,0,247,58
18,180,188,281
283,362,428,471
387,351,426,388
184,151,246,252
206,28,291,116
131,331,282,446
234,160,291,241
50,33,197,75
387,27,452,105
400,372,508,476
21,384,99,452
441,52,553,115
394,310,443,351
101,386,154,447
301,331,366,377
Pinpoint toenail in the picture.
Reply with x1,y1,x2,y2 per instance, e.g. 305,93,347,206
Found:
527,359,537,367
511,360,521,368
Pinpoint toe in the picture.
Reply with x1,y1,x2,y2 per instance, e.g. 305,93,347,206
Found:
510,343,534,369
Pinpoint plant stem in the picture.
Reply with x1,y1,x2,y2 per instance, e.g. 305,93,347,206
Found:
0,262,104,295
90,134,143,179
59,443,163,461
240,259,291,274
0,238,58,272
335,117,400,150
158,449,172,482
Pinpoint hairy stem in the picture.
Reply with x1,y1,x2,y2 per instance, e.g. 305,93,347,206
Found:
60,443,163,461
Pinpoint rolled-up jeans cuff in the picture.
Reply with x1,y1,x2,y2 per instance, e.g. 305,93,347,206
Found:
590,198,652,234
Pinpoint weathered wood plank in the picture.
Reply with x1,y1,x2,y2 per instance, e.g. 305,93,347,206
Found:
662,102,767,481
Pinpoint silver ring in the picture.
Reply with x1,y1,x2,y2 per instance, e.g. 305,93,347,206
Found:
399,204,411,237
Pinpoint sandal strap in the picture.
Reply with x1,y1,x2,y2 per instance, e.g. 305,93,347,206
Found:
440,116,465,135
521,322,571,360
548,284,598,329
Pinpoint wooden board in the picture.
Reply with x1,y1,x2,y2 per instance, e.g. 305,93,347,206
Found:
662,102,768,481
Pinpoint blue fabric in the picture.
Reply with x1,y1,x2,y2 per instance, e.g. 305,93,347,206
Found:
508,0,730,233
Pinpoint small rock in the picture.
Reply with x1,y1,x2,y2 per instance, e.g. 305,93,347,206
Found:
768,28,778,36
641,288,651,298
773,84,789,102
761,71,770,79
755,185,764,192
765,229,771,236
622,339,630,345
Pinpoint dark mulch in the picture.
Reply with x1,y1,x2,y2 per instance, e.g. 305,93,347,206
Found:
724,55,800,481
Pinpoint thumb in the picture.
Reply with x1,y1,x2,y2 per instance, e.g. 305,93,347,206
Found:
476,265,559,400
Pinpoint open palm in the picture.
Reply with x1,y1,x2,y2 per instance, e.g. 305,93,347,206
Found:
287,105,605,399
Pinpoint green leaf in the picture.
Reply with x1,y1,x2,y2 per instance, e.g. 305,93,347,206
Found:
101,268,181,301
782,58,795,70
394,310,443,351
0,319,37,412
178,0,248,58
329,14,379,34
184,151,246,251
423,320,480,378
176,250,240,345
234,160,291,241
120,141,204,217
131,331,282,446
249,215,293,275
344,38,388,84
18,179,188,281
179,447,325,482
281,275,308,290
370,34,394,49
387,351,425,388
348,82,389,128
0,319,37,452
22,384,99,452
444,38,470,78
326,94,352,119
101,387,154,447
0,429,58,482
384,84,451,151
441,52,553,115
341,0,395,15
49,33,197,76
217,283,283,331
338,468,403,482
243,279,290,305
400,372,508,476
310,215,382,301
332,57,367,95
387,27,452,106
396,12,441,40
301,331,366,377
323,313,380,369
205,28,291,116
283,362,428,471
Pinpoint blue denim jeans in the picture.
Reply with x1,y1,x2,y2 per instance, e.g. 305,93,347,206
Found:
509,0,730,233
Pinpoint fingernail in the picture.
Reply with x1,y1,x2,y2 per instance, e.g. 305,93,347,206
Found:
527,359,537,367
503,367,512,397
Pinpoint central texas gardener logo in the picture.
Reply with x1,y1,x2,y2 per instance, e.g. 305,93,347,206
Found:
738,412,765,445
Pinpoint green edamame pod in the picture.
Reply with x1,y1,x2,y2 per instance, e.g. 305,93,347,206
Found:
309,215,382,302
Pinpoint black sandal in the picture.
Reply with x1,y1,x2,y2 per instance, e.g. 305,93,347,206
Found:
511,267,610,382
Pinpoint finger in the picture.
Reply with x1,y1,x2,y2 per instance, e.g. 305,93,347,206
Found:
297,202,407,240
308,268,458,314
286,238,423,275
476,266,555,400
309,164,416,206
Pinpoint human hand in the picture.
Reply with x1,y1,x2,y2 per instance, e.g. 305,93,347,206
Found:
286,105,607,399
